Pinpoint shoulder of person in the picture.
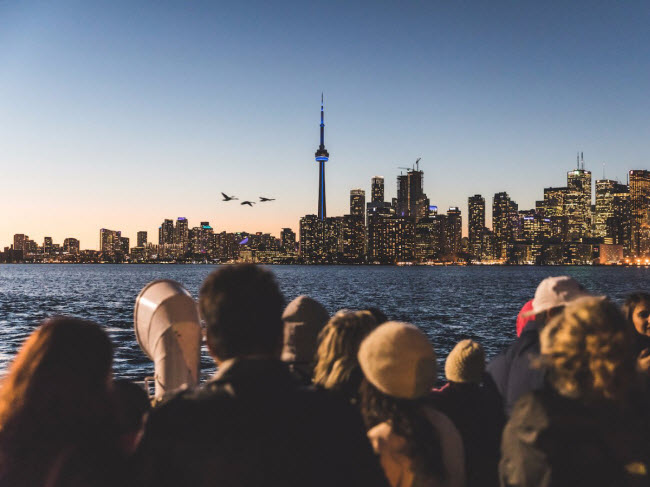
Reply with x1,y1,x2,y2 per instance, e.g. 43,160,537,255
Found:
147,381,236,429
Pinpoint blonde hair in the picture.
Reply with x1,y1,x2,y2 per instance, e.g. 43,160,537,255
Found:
539,296,634,401
313,310,377,390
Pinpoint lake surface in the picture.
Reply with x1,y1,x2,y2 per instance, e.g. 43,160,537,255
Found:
0,264,648,380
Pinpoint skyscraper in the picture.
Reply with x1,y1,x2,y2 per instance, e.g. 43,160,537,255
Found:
159,219,174,245
395,163,429,221
629,170,650,256
414,215,446,261
594,180,628,238
280,228,296,253
299,214,324,262
542,187,567,217
606,192,631,254
120,237,130,254
350,189,365,217
341,215,365,263
371,177,384,203
468,194,485,258
43,237,53,255
175,217,189,251
137,231,148,247
367,205,395,262
99,228,121,254
565,153,592,240
446,207,462,255
314,94,329,221
493,192,518,260
189,222,213,255
63,238,80,255
13,234,27,251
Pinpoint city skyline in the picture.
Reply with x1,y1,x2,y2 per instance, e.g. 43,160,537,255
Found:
4,161,648,257
2,1,649,249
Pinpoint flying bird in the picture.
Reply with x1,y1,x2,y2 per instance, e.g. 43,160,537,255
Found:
221,192,238,201
259,197,275,202
241,201,255,207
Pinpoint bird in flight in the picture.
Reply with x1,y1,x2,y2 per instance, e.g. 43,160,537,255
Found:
221,192,238,201
241,201,255,207
259,197,275,202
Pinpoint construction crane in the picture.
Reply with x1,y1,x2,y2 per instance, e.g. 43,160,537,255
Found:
398,157,422,173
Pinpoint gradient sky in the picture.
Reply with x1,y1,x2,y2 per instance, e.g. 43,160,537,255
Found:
1,1,649,249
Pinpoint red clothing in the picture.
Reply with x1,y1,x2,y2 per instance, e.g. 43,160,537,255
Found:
515,300,534,337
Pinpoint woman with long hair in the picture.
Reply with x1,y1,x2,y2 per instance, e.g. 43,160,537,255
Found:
312,310,377,404
357,321,466,487
0,316,124,486
501,297,650,487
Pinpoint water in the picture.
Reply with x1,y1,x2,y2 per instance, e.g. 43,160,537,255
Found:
0,264,648,380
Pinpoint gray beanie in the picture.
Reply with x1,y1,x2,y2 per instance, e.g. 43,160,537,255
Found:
281,295,329,364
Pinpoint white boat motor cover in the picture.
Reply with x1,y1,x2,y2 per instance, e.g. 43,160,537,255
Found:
134,280,202,399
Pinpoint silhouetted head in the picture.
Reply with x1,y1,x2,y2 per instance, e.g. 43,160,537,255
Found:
0,317,114,459
281,295,329,379
200,265,285,362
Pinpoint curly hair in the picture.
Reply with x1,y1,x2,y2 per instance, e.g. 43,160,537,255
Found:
313,310,377,391
539,297,634,402
360,379,445,481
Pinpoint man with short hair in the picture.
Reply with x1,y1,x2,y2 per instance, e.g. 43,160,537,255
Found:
138,265,389,487
486,276,591,416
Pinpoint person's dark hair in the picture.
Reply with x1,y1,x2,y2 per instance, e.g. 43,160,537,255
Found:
0,317,117,483
200,265,285,360
360,378,445,482
113,380,151,434
623,292,650,327
366,307,388,326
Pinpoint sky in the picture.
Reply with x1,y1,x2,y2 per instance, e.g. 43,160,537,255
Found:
1,0,649,249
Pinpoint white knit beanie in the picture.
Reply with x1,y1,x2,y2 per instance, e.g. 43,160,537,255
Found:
358,321,437,399
444,339,485,384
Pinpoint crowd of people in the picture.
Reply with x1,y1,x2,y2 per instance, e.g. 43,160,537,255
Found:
1,265,650,486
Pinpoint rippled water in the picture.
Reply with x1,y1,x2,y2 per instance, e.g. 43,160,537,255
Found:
1,264,648,380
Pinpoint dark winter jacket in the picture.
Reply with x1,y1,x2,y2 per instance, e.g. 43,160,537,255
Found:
429,382,504,487
486,318,546,416
137,357,389,487
500,388,650,487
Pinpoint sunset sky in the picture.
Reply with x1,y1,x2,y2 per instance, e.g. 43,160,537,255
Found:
1,1,649,249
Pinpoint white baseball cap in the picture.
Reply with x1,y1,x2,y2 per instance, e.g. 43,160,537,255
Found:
525,276,591,317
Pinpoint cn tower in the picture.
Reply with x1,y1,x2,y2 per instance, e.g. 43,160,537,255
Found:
314,94,329,220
